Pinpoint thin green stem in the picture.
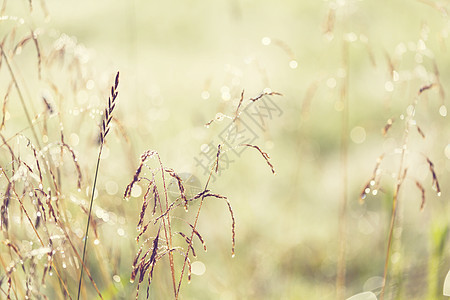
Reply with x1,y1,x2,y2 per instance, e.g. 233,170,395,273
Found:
380,113,409,300
77,144,103,300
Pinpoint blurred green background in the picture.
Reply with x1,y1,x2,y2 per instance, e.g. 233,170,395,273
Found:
1,0,450,299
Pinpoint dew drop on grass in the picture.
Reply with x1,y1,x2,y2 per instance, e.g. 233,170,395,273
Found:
117,228,125,237
191,261,206,276
345,32,357,42
94,239,100,245
221,92,231,101
326,77,337,89
393,70,399,81
439,105,447,117
200,144,210,153
261,37,271,46
131,185,142,198
289,60,298,69
201,91,210,100
384,81,394,92
113,275,121,283
215,113,225,121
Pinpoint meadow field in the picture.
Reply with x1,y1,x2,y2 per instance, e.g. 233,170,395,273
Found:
0,1,449,299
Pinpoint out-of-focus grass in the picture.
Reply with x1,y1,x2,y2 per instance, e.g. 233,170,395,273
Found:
1,0,449,299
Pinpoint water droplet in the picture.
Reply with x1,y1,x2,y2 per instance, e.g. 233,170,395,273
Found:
117,228,125,237
385,81,394,92
221,92,231,101
131,185,142,198
439,105,447,117
191,261,206,276
393,70,399,82
345,32,358,42
289,60,298,69
113,275,121,283
215,113,225,121
201,91,210,100
94,239,100,245
326,78,337,89
261,37,271,46
200,144,210,153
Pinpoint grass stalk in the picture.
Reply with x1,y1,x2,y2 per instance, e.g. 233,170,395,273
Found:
76,146,104,300
0,46,41,150
1,167,72,299
76,71,119,300
337,40,349,300
379,114,409,300
175,160,216,299
156,154,178,298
